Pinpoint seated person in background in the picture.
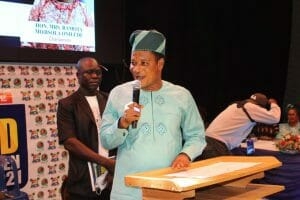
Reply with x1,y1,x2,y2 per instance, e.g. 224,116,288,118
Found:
195,93,281,160
276,104,300,139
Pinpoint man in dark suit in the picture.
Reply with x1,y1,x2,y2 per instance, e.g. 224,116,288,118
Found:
57,57,115,200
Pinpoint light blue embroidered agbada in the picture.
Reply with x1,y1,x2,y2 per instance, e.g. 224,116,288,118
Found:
100,80,206,200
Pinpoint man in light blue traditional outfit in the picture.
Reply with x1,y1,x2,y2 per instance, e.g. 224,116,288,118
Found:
100,29,206,200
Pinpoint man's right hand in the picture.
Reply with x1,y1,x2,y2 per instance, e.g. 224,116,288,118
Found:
104,158,115,175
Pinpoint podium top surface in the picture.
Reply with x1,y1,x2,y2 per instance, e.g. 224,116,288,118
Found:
125,156,281,192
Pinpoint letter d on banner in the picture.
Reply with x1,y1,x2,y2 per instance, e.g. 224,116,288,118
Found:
0,118,18,154
0,104,28,188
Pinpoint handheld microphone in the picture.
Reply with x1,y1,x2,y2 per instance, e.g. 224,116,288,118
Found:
132,80,141,128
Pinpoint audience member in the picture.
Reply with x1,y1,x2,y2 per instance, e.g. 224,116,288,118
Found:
57,57,115,200
100,29,206,200
196,93,281,160
276,104,300,139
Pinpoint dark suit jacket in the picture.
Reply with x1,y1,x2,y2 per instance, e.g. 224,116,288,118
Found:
57,87,108,198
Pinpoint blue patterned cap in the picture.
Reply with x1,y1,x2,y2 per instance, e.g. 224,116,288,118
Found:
129,29,166,56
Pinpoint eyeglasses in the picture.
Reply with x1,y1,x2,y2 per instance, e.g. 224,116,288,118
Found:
82,69,102,76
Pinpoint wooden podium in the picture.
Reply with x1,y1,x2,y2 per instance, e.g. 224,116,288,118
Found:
125,156,284,200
